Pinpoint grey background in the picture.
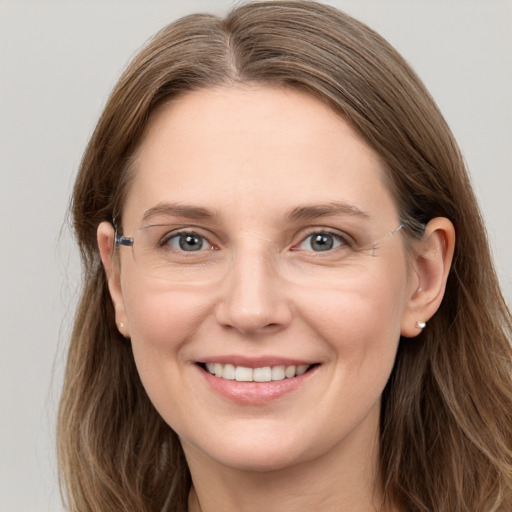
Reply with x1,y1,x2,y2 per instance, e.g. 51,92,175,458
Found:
1,1,510,510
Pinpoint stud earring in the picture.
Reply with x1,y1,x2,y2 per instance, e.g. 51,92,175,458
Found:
120,322,125,329
415,321,426,330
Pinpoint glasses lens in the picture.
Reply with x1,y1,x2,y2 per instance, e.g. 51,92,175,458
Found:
131,225,223,283
126,223,404,284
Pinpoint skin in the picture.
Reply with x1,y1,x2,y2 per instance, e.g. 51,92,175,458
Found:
98,85,454,512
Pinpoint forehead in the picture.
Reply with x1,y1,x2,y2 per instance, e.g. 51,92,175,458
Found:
123,85,398,229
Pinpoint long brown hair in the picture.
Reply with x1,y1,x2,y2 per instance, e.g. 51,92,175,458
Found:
58,1,512,510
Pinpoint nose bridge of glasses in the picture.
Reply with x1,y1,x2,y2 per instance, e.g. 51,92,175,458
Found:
215,241,293,332
226,238,281,287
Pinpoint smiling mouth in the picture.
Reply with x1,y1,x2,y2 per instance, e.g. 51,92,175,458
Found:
198,362,318,382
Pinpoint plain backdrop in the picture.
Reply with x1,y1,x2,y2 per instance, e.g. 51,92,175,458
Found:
0,1,511,510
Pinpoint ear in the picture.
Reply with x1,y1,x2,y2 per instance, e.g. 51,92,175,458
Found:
97,221,130,338
401,217,455,338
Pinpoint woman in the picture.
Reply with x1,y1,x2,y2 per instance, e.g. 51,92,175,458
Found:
58,1,512,511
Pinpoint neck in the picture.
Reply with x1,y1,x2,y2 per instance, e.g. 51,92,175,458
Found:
185,425,393,512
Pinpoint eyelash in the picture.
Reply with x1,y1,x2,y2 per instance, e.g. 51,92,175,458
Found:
159,230,216,252
159,228,353,253
292,230,352,253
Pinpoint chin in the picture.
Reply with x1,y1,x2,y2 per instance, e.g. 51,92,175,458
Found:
204,446,307,473
180,421,329,474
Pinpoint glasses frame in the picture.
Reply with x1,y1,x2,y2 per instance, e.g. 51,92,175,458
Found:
115,230,134,248
113,223,408,251
110,221,427,284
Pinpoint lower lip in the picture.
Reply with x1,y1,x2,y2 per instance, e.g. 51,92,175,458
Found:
196,365,318,405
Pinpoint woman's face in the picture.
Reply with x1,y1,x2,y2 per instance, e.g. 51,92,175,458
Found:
107,85,420,473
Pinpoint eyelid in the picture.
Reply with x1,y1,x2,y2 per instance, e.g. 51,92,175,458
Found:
159,228,218,251
290,228,354,252
147,219,227,246
145,223,358,251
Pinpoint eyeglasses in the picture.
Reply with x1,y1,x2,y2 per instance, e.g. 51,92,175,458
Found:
114,223,406,284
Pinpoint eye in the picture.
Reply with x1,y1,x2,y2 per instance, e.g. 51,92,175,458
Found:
296,231,346,252
164,231,210,252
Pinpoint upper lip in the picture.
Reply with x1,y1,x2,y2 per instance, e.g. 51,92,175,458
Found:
197,355,318,368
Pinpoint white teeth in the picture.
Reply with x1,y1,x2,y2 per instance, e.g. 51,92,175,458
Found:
253,367,272,382
271,365,285,380
235,366,253,382
204,363,312,381
223,363,236,380
296,364,309,376
285,365,296,378
214,363,223,377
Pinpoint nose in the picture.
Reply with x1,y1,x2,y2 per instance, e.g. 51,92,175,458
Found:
214,246,293,335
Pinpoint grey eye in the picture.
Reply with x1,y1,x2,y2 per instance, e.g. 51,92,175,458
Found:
169,232,208,252
299,232,343,252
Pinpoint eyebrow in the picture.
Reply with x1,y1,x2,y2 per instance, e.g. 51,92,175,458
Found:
142,202,216,222
141,200,369,224
286,202,369,222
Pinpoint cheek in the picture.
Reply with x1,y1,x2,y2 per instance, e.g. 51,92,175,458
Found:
295,259,409,382
122,279,214,372
301,267,407,339
121,282,218,434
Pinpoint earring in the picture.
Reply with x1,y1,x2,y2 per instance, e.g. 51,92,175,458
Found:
120,322,125,329
415,321,426,330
